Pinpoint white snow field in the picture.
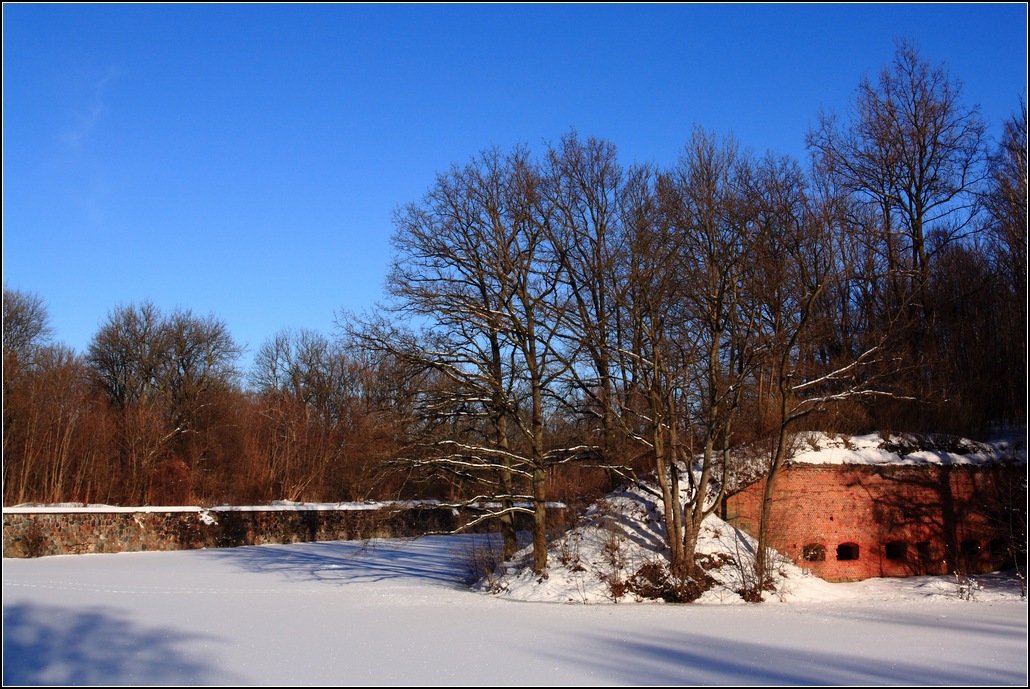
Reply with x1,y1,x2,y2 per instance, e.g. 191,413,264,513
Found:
3,533,1027,686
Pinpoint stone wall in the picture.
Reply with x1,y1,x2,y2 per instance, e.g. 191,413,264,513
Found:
2,504,562,559
724,464,1015,582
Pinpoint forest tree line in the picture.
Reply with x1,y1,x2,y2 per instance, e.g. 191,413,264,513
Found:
3,45,1026,574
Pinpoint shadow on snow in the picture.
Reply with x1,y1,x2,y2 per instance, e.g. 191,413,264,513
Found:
2,602,243,686
534,614,1027,686
197,533,499,588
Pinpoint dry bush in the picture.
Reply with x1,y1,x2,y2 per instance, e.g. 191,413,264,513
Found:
546,464,618,512
601,508,629,601
459,535,507,590
2,345,110,505
623,560,715,603
147,458,191,505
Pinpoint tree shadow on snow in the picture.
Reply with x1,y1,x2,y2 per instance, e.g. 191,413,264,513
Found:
535,613,1027,686
2,602,243,686
198,533,494,588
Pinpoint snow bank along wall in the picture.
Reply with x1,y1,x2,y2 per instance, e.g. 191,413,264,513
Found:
725,464,1019,582
2,504,568,559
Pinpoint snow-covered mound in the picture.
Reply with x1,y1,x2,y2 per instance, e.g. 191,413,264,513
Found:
482,481,1023,605
480,484,808,605
481,429,1027,605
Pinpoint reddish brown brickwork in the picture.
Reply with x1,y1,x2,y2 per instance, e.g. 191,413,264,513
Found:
725,464,1015,582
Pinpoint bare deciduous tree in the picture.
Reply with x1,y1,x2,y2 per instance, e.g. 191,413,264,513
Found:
162,307,242,430
373,145,599,573
543,132,628,457
86,301,168,411
807,40,988,400
250,327,387,502
3,286,53,368
85,302,242,503
981,103,1028,425
666,130,775,577
748,160,913,591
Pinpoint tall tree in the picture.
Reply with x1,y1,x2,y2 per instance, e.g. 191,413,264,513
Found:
161,307,242,432
807,40,988,404
3,287,56,452
610,157,696,578
379,145,590,572
86,301,168,412
981,103,1028,425
984,103,1028,311
251,328,341,501
749,155,835,588
542,132,628,457
747,158,914,591
250,327,390,502
650,128,764,579
85,302,242,503
3,286,53,368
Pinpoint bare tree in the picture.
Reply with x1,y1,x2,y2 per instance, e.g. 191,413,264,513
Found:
3,286,55,456
748,155,835,587
983,102,1028,306
542,132,629,458
981,102,1028,425
747,158,913,590
251,329,323,501
86,301,168,411
375,145,596,573
1,344,106,505
3,286,53,368
807,40,988,400
599,128,771,583
250,327,386,502
85,302,242,503
586,144,722,583
161,307,242,429
379,148,530,559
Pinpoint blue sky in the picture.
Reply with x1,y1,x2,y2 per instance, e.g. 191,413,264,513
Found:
3,3,1027,374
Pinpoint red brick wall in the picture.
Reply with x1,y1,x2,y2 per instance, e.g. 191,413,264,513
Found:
725,464,1010,582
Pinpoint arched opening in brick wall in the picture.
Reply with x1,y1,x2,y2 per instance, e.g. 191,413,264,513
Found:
836,542,860,561
885,541,908,561
802,543,826,561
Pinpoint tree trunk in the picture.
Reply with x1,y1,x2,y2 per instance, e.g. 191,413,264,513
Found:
532,466,548,575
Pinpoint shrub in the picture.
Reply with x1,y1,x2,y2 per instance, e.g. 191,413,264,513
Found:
624,560,715,603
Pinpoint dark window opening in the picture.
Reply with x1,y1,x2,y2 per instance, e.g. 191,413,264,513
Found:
836,542,860,561
989,538,1015,568
802,543,826,562
885,541,907,561
916,541,932,560
961,539,980,559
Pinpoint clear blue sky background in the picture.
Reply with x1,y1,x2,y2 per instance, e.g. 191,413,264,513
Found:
3,3,1027,374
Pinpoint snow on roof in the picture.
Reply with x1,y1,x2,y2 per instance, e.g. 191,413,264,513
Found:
785,431,1026,467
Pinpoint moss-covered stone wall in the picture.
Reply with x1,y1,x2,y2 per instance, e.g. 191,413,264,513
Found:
2,504,560,559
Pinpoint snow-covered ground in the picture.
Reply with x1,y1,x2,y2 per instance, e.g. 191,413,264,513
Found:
4,432,1026,684
4,531,1026,685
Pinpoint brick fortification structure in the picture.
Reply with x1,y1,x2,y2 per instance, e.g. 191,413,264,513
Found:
725,455,1022,582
